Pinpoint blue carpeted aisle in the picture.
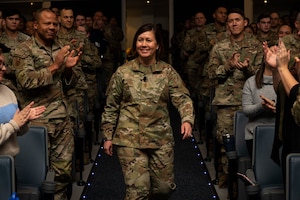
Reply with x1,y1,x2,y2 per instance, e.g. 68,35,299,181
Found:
81,107,219,200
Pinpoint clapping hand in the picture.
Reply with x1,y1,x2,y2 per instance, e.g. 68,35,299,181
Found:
13,101,46,127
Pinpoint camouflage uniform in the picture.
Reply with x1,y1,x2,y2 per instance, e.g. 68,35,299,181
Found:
11,37,76,200
57,28,89,132
170,28,188,75
199,23,227,99
101,26,117,90
105,23,124,70
80,41,102,115
182,28,210,96
281,34,300,70
0,31,30,97
206,32,263,176
255,30,278,46
281,35,300,127
101,59,194,199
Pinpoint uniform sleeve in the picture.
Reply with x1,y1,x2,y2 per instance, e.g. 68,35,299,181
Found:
206,44,233,80
168,66,195,125
11,45,54,90
101,71,123,140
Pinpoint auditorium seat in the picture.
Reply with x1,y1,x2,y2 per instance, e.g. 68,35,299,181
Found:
0,155,15,199
15,126,56,200
286,153,300,200
233,110,251,200
245,124,284,200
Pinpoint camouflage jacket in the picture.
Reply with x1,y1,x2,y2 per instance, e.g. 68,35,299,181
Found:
281,34,300,70
255,30,278,46
57,28,90,92
0,31,30,95
11,37,77,119
101,59,195,148
206,33,263,106
0,31,30,67
204,23,227,47
182,28,210,70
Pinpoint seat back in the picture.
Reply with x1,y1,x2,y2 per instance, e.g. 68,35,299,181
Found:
286,153,300,200
253,124,283,188
234,110,251,200
0,155,15,199
234,110,249,157
15,126,49,196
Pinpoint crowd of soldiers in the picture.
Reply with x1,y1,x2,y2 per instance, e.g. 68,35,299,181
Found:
1,3,300,200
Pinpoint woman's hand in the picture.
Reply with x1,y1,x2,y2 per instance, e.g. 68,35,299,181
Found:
276,39,290,71
103,140,113,156
13,101,34,127
12,102,46,127
263,41,277,68
181,122,193,140
29,105,46,120
260,95,276,113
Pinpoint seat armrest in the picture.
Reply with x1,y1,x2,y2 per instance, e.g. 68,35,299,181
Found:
245,169,260,195
42,169,56,195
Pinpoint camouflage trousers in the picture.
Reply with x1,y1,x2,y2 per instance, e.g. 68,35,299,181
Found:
117,144,176,200
33,118,74,200
216,106,242,175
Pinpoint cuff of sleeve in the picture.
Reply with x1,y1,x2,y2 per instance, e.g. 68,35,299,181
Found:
9,120,20,132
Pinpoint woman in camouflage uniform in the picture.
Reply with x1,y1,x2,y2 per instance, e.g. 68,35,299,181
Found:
101,23,195,200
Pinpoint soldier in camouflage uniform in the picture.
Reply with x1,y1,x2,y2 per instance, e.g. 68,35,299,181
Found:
197,6,228,166
200,6,228,99
206,8,263,194
57,7,102,168
11,8,82,200
90,14,115,92
0,8,30,97
255,13,278,46
181,11,210,137
57,7,89,134
101,23,195,200
182,11,209,97
77,24,102,120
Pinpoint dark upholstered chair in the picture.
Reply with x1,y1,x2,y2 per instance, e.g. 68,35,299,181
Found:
286,153,300,200
0,155,15,199
245,125,284,200
233,110,251,200
15,126,56,200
